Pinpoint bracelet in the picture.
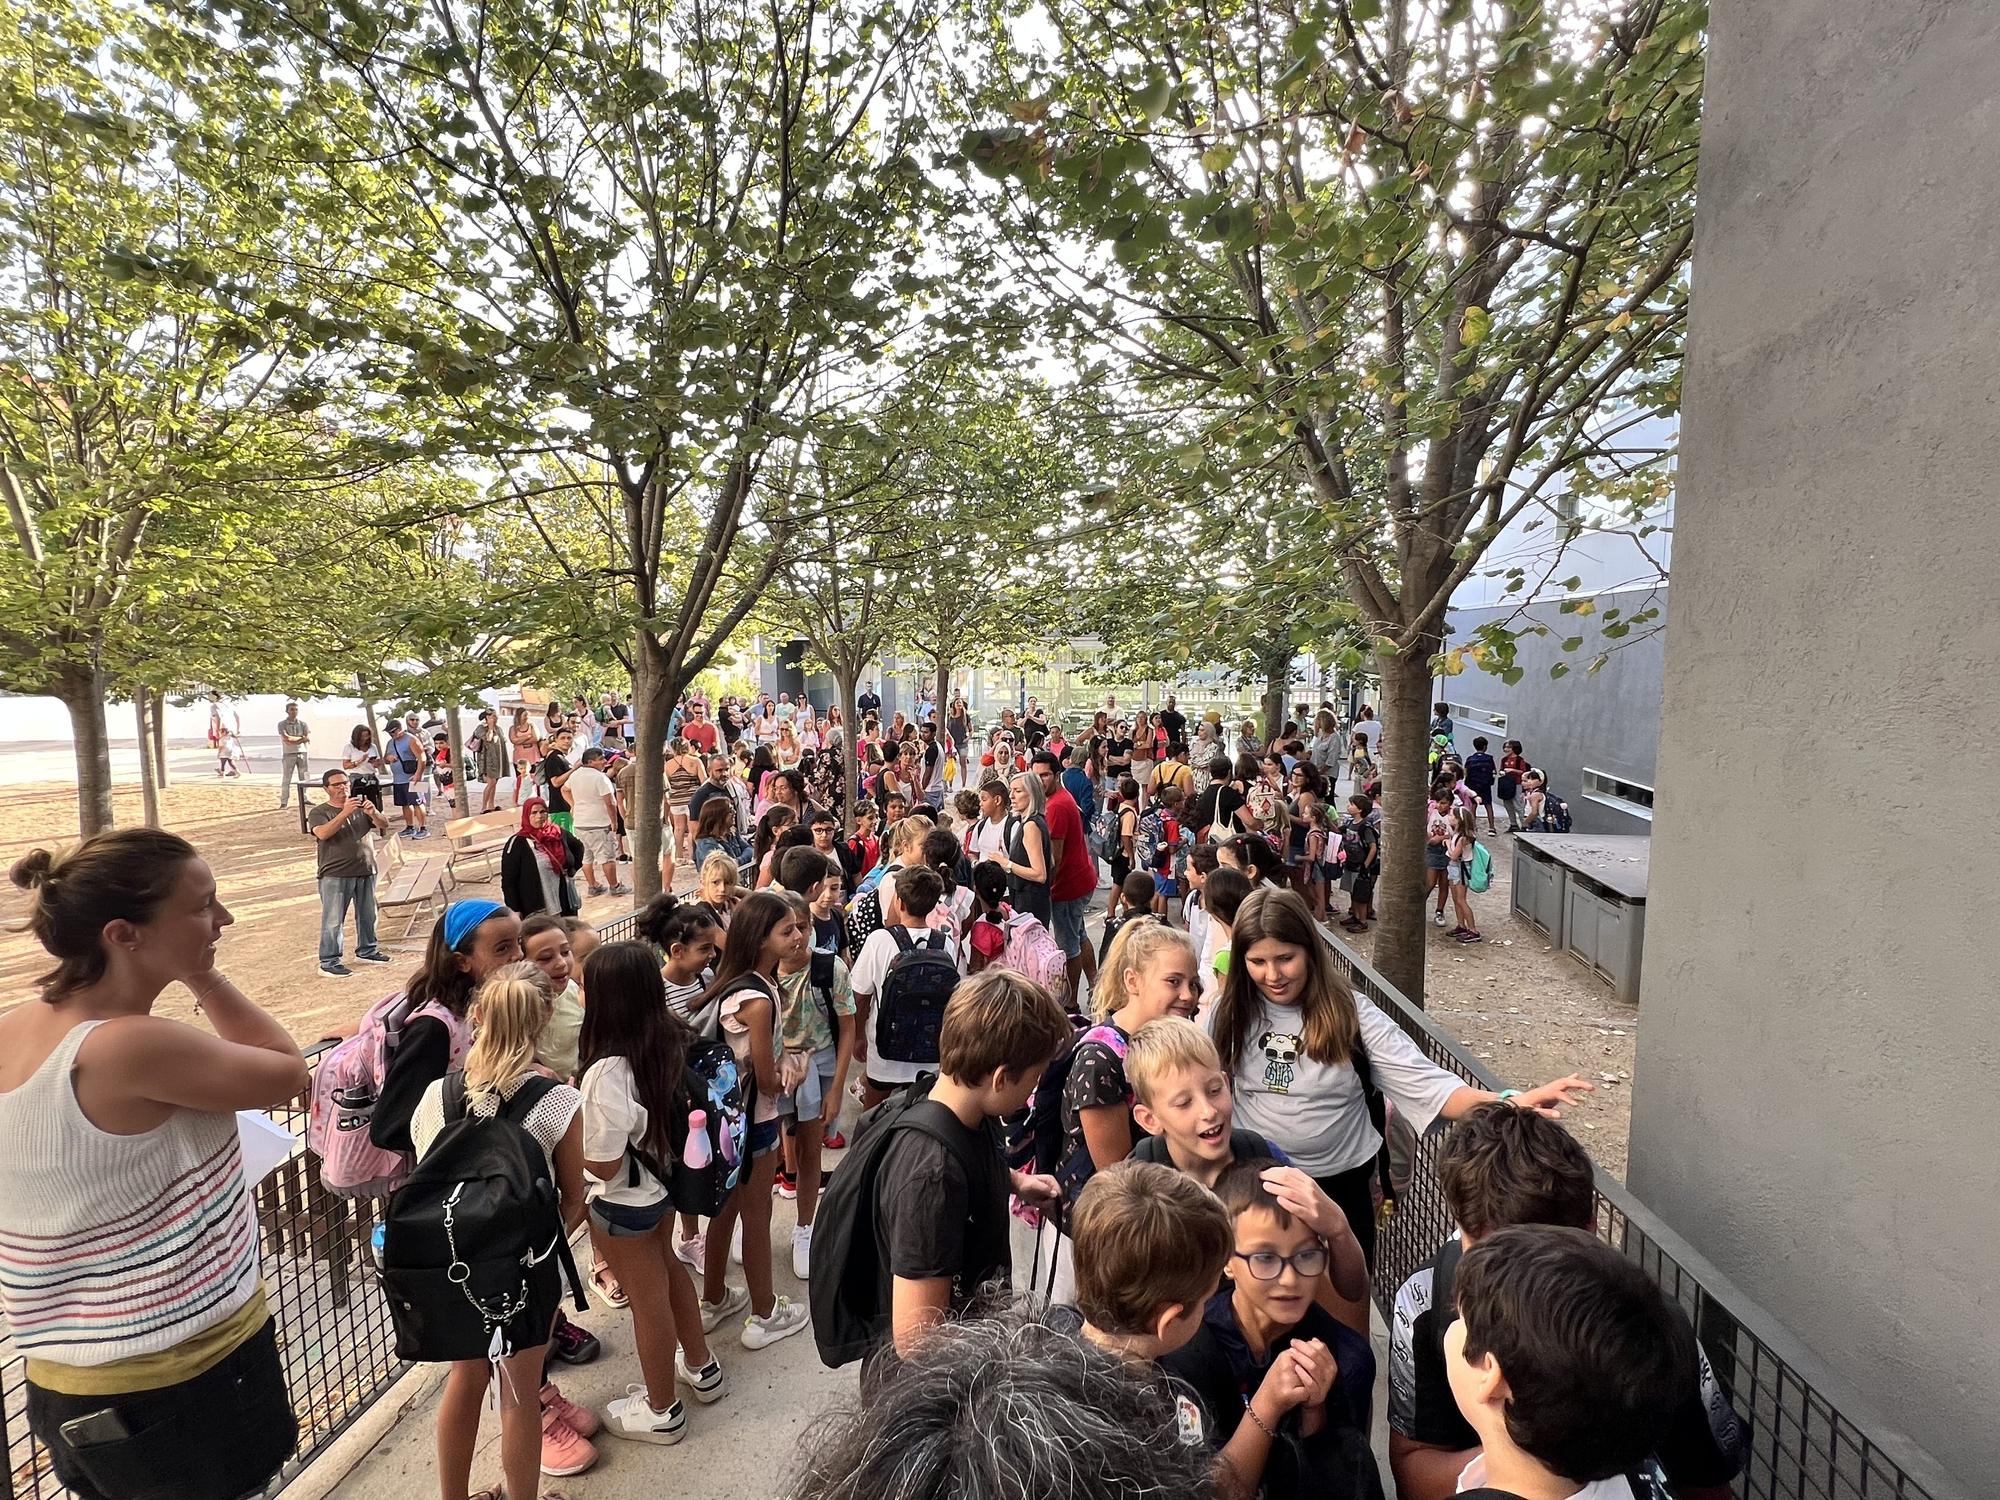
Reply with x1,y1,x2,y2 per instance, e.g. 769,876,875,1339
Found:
1242,1402,1278,1440
1498,1088,1522,1102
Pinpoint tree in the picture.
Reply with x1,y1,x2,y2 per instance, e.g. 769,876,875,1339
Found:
963,0,1700,999
0,0,413,833
214,0,963,900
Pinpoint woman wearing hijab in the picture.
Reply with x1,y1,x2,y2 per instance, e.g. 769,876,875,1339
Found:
501,797,585,917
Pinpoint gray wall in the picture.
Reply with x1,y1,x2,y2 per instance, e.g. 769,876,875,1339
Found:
1441,588,1667,836
1628,0,1999,1485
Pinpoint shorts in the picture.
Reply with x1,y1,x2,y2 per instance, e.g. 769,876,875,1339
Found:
1473,787,1494,808
391,781,420,807
1050,896,1089,958
1108,855,1132,887
1447,860,1468,886
1424,844,1449,871
1152,874,1180,900
748,1118,781,1157
590,1195,672,1237
577,823,619,863
783,1045,840,1131
1350,871,1377,904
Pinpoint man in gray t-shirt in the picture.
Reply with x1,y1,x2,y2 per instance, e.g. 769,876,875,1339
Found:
308,769,393,977
277,702,311,809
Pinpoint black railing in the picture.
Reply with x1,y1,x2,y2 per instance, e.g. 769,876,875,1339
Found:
2,1043,409,1500
1325,930,1975,1500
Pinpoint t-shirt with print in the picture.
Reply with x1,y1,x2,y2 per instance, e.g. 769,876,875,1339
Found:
850,924,958,1085
778,958,854,1056
1058,1023,1143,1207
872,1110,1010,1314
1202,992,1460,1176
578,1055,667,1208
967,817,1006,863
565,764,617,828
1395,1240,1745,1494
719,974,782,1124
542,750,573,814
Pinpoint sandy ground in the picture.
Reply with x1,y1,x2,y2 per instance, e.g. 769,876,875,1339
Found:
1,750,1641,1174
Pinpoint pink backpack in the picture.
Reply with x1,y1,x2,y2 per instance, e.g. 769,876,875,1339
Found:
307,991,469,1198
998,911,1068,995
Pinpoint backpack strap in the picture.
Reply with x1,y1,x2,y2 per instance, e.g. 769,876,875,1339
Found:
924,929,948,954
443,1071,470,1124
889,926,915,954
1079,1023,1128,1060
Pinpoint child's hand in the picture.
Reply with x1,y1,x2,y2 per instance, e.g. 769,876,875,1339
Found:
1286,1337,1338,1408
778,1050,810,1092
1010,1170,1061,1210
1508,1074,1596,1117
1251,1346,1314,1421
1258,1165,1355,1248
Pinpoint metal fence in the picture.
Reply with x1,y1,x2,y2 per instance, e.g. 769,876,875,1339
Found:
1325,932,1975,1500
2,1043,409,1500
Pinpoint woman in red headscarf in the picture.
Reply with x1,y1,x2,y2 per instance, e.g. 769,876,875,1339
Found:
500,797,585,917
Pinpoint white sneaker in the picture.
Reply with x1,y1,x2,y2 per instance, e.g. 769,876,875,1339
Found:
740,1295,809,1350
730,1218,743,1265
792,1223,812,1280
603,1386,686,1445
699,1283,749,1333
675,1352,728,1404
1433,909,1447,927
674,1230,706,1270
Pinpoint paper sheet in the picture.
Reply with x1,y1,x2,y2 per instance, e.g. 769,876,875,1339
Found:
237,1110,298,1187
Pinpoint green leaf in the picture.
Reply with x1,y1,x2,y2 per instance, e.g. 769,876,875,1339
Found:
1135,71,1176,121
1460,305,1491,345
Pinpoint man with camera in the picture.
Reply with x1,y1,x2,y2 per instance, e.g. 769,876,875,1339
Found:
309,769,393,978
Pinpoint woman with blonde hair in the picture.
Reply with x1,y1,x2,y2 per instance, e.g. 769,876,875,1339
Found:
990,770,1053,924
411,964,593,1498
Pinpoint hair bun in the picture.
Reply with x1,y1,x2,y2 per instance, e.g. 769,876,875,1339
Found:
10,848,56,891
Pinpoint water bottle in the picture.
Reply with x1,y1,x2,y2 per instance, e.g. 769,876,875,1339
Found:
682,1109,712,1171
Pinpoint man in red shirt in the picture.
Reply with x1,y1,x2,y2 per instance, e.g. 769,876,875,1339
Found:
682,701,719,755
1033,750,1100,1002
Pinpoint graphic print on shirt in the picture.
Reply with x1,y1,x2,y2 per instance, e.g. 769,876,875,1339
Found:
1259,1029,1301,1093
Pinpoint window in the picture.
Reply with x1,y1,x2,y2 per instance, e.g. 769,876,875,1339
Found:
1582,767,1654,821
1446,703,1507,734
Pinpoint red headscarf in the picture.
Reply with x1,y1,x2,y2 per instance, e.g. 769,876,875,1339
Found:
520,798,567,868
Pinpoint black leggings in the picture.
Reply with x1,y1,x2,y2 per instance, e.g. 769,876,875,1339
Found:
1314,1161,1380,1272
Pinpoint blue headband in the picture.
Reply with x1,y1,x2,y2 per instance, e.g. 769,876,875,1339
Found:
442,899,507,952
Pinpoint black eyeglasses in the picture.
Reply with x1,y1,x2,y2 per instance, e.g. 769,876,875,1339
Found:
1231,1244,1330,1281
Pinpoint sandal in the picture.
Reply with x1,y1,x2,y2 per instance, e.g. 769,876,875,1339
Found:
589,1263,628,1309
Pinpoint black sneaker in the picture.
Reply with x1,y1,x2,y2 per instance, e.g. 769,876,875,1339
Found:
353,950,393,964
320,962,353,978
549,1313,601,1365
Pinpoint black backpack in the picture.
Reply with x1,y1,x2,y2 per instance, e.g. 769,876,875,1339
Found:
379,1073,585,1362
808,1077,993,1368
874,928,958,1063
1545,792,1574,833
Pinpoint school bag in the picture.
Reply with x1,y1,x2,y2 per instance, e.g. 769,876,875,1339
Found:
808,1076,993,1367
378,1073,585,1362
1545,792,1573,832
996,910,1068,994
678,977,762,1210
874,928,959,1064
308,991,467,1198
1467,841,1493,894
1087,798,1119,860
1001,1021,1125,1226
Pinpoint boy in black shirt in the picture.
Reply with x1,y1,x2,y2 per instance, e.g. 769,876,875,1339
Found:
1464,737,1499,835
1446,1226,1694,1500
874,969,1071,1356
1389,1105,1744,1500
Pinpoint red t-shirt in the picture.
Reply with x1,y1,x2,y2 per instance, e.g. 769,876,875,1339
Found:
684,720,719,754
1045,787,1096,903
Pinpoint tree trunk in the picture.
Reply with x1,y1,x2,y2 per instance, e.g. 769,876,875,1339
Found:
150,686,171,788
1260,646,1290,746
135,689,160,828
1369,636,1442,1005
934,659,951,731
630,631,680,902
55,659,115,837
444,702,468,822
835,664,862,835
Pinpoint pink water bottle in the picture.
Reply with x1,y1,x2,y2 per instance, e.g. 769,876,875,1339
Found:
682,1109,712,1171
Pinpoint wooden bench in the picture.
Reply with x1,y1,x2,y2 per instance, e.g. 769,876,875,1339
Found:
378,834,450,937
444,807,517,882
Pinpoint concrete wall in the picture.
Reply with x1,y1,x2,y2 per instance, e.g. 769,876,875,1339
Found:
1627,1,1999,1486
1441,587,1667,836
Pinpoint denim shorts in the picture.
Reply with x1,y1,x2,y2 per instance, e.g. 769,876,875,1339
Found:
1446,860,1467,886
1051,896,1089,958
590,1194,672,1237
748,1118,781,1157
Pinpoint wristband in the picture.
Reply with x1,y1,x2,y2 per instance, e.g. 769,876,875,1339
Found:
1499,1088,1522,1102
1242,1401,1278,1439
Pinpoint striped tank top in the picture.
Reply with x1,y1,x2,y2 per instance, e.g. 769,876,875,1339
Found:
0,1021,262,1369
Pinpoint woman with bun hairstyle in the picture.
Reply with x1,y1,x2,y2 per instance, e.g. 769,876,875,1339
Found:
0,832,307,1500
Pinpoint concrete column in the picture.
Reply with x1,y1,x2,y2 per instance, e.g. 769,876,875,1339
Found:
1629,1,1999,1483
